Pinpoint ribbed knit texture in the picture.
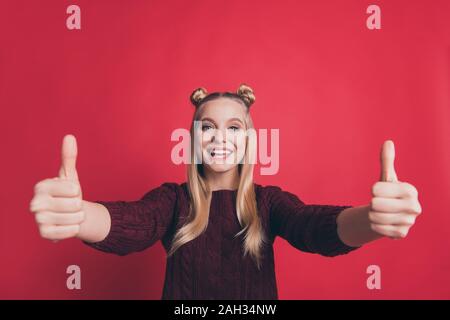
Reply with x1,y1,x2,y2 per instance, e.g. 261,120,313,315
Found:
84,182,360,299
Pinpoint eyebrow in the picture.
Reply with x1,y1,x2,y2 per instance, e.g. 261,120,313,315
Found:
200,117,244,126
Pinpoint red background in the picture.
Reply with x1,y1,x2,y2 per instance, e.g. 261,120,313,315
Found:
1,0,449,299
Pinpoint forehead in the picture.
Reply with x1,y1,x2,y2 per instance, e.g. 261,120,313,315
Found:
199,98,246,122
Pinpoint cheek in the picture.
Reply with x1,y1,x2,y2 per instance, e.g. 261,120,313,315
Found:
233,134,247,161
194,128,210,148
202,132,212,147
233,133,246,149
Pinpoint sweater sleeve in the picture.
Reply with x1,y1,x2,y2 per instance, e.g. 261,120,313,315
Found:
267,186,360,257
83,182,178,256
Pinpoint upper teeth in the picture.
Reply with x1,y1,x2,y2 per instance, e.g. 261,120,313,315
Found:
212,149,232,155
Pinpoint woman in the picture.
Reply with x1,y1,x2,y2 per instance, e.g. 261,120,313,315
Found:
29,84,422,299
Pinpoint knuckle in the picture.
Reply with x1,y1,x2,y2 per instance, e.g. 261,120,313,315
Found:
39,226,53,239
413,205,421,215
369,211,382,224
30,195,47,212
370,197,380,211
72,183,81,195
370,223,381,233
34,181,46,194
417,203,423,215
412,200,423,215
29,198,37,212
403,183,418,198
38,178,54,193
408,199,421,214
408,216,416,225
371,183,380,196
397,228,409,239
401,215,415,226
35,213,46,224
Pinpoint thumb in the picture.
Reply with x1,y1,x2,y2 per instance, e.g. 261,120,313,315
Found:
380,140,398,182
59,134,79,180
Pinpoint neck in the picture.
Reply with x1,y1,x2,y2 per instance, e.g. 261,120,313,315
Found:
204,167,240,191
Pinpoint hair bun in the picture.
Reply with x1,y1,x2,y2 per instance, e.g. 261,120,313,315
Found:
190,87,208,107
236,83,255,107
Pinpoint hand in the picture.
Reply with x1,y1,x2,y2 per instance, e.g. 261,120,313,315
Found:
30,134,84,241
369,140,422,239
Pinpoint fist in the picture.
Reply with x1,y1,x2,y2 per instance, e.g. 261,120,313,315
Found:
30,135,84,240
369,140,422,239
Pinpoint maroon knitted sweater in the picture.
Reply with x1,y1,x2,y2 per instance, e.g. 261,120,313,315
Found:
84,182,360,299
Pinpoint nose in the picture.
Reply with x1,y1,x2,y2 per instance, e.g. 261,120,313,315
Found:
211,128,226,143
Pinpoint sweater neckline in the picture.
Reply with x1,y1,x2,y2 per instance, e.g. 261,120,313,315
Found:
211,189,238,193
180,182,260,195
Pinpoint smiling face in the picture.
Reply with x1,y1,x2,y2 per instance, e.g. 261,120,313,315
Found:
195,97,248,174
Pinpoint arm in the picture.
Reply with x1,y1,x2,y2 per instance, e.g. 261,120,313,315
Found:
29,134,178,253
268,186,361,257
82,182,179,256
336,205,383,247
76,200,111,243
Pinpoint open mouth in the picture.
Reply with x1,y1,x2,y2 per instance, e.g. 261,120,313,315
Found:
208,147,234,160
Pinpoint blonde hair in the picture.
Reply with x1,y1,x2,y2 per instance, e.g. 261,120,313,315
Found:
168,84,267,269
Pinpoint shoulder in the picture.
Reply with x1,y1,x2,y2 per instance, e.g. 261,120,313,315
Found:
254,183,305,207
254,183,281,194
254,183,289,197
140,181,189,201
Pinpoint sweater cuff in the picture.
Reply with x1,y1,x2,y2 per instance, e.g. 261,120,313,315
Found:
319,205,362,257
82,200,127,255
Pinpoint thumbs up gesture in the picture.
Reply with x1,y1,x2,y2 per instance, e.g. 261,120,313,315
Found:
30,135,85,240
369,140,422,239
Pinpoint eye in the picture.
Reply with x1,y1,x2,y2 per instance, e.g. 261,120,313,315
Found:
202,124,213,132
228,126,241,132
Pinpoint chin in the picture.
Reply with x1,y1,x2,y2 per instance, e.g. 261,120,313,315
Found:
205,163,237,173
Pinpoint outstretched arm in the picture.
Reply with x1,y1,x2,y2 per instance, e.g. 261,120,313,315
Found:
336,140,422,247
